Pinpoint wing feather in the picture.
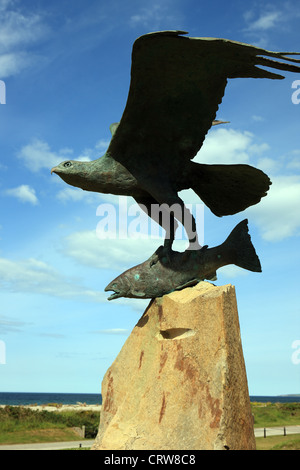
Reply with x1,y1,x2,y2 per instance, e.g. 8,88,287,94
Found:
107,31,300,181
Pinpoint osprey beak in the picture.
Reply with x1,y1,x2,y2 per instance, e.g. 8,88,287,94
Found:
51,167,58,175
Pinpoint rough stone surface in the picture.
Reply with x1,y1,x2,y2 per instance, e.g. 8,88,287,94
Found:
92,282,256,450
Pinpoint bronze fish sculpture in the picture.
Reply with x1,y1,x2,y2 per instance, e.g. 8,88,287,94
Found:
105,219,261,300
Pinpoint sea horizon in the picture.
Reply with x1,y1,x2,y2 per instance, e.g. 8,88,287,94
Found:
0,391,102,406
0,391,300,406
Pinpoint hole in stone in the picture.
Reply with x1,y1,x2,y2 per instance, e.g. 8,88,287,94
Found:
158,328,195,340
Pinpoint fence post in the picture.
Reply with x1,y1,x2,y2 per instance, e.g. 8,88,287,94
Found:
284,427,286,436
264,428,267,438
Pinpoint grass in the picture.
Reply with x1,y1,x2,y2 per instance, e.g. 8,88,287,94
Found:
1,402,300,448
251,402,300,428
256,434,300,450
0,406,100,445
251,402,300,450
1,428,84,445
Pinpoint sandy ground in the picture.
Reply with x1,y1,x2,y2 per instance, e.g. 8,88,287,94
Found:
0,404,102,412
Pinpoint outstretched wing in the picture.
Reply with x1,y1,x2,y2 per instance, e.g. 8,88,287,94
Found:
107,30,300,185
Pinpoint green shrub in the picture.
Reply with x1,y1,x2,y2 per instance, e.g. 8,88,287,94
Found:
251,402,300,427
0,406,100,435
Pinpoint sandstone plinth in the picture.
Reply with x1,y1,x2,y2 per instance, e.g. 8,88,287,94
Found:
92,282,256,450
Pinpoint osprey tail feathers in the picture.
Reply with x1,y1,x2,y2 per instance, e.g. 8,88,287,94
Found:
188,161,271,217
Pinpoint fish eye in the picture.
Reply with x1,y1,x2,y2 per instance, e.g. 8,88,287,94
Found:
63,161,72,168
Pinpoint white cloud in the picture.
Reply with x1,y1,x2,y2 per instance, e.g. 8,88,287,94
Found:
194,128,268,165
76,139,109,162
94,328,131,335
252,115,265,122
192,127,300,243
250,142,271,155
0,256,106,302
195,128,251,164
218,265,248,279
56,187,119,205
0,314,29,334
129,2,180,28
0,251,150,309
242,6,293,47
17,138,108,174
130,4,162,26
242,4,300,46
0,1,48,76
0,0,13,11
62,229,166,271
0,52,32,78
0,8,46,52
286,150,300,170
246,175,300,241
256,157,281,174
5,184,38,205
17,138,67,172
56,187,97,203
63,191,197,270
246,11,281,31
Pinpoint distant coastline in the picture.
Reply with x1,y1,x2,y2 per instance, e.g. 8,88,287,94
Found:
0,392,300,406
278,394,300,397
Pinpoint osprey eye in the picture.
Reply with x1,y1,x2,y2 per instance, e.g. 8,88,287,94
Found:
63,161,72,168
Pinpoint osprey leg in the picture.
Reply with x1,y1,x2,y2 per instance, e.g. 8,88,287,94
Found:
138,188,202,251
134,195,179,247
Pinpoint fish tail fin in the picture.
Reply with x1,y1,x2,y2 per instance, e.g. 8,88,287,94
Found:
189,162,271,217
224,219,262,272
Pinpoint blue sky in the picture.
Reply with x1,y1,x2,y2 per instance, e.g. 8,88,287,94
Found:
0,0,300,396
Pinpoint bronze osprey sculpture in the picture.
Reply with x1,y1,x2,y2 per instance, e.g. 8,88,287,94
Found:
51,30,300,263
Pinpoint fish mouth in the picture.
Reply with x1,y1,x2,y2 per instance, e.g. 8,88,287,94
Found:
104,286,123,301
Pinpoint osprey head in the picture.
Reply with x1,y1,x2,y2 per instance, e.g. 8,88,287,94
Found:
51,160,92,189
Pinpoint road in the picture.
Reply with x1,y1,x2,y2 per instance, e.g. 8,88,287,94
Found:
0,439,95,450
254,425,300,438
1,426,300,450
